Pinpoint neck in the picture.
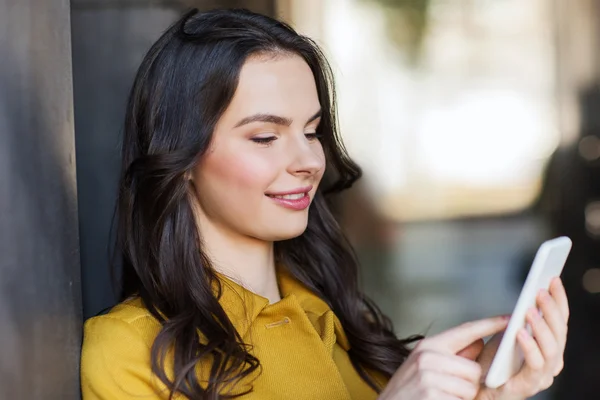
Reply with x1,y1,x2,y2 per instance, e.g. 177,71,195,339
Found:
194,209,281,304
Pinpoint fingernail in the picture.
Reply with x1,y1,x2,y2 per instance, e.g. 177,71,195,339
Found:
518,329,528,340
539,290,549,300
553,277,562,285
528,309,538,320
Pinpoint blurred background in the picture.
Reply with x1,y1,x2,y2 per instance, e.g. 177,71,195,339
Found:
2,0,600,398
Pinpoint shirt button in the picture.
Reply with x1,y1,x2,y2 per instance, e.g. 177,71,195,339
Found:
265,317,291,328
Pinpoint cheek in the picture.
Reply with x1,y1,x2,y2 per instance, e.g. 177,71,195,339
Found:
200,149,276,197
316,146,326,177
310,145,326,185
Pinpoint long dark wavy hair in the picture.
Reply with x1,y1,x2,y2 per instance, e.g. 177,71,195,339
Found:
114,7,420,399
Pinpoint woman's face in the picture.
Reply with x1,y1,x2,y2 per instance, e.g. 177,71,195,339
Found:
191,53,326,242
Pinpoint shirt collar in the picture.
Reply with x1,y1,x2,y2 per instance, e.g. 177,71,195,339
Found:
215,267,350,351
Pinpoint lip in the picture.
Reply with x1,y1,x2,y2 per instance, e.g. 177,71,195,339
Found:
265,186,313,211
265,185,313,196
267,193,311,210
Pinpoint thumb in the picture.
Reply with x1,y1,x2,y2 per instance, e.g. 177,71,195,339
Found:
456,339,484,360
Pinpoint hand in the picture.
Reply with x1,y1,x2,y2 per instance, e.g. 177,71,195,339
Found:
476,277,569,400
378,316,509,400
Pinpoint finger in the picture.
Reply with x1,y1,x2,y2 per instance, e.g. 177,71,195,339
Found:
423,316,509,354
549,277,569,323
457,339,484,361
504,328,548,397
476,332,504,371
526,306,559,364
414,350,483,384
419,370,479,400
517,327,545,375
537,289,567,343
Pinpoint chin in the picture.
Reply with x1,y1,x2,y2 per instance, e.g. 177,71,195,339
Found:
268,219,309,241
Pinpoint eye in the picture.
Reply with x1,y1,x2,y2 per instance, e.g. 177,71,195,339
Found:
251,136,277,145
305,132,323,141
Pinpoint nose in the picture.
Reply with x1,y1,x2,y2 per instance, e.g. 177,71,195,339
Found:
287,133,325,177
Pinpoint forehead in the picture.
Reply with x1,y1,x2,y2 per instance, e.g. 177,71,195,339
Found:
221,54,320,124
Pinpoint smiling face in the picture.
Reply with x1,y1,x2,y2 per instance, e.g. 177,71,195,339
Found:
190,53,326,243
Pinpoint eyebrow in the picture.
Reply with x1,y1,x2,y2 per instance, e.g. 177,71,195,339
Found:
234,109,322,128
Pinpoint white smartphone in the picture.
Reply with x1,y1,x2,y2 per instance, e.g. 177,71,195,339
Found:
484,236,572,389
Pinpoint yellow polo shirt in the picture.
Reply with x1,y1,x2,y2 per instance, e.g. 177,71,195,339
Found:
80,270,384,399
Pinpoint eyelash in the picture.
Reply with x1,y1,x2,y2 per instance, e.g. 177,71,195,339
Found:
251,137,277,144
251,133,323,145
305,133,322,141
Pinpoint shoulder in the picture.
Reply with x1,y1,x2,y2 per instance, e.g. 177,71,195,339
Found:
85,297,161,341
81,297,167,399
83,297,162,353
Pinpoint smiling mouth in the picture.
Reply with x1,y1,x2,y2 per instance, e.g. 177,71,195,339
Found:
265,192,311,210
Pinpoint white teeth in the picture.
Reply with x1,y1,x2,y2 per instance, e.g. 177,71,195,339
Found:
270,193,306,200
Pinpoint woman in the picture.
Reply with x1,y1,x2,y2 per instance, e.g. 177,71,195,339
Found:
80,8,569,400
